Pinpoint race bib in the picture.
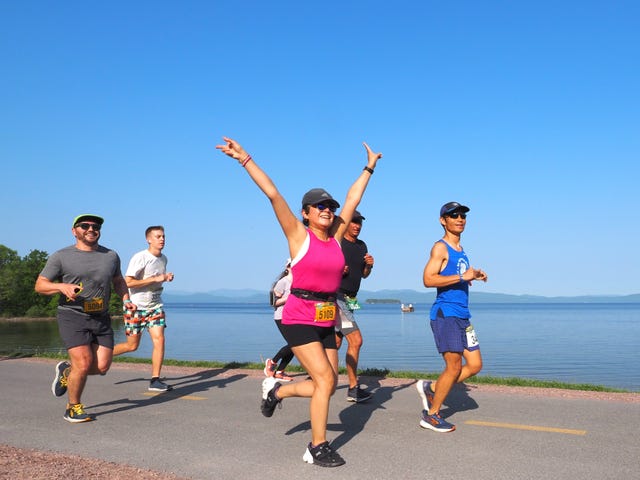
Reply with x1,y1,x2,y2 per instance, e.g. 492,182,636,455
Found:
465,325,479,348
314,302,336,322
345,295,361,311
84,297,104,313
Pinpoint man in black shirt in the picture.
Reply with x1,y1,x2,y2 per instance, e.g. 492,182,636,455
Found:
335,210,374,402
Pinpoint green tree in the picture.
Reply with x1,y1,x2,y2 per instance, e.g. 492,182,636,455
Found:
22,249,57,317
109,290,124,315
0,245,53,317
0,245,21,315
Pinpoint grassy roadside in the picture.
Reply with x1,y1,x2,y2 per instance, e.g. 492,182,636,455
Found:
6,350,634,394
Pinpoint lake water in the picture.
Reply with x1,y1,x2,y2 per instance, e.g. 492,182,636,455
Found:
2,303,639,391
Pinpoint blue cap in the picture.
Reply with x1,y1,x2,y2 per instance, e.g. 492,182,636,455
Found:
439,202,469,217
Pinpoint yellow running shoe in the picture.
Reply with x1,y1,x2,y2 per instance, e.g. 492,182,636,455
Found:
63,403,93,423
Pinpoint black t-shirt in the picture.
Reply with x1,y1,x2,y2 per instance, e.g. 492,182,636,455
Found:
339,238,368,295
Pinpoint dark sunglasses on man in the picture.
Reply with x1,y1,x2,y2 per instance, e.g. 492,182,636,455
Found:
75,222,102,231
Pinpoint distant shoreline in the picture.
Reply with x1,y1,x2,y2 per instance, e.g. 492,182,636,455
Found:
161,289,640,305
1,317,56,322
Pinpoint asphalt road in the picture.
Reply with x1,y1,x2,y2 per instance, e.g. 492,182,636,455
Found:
1,358,638,480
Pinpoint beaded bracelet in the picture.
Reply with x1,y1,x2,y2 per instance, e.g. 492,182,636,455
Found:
363,166,374,174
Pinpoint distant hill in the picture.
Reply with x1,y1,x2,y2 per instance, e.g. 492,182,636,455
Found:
163,289,640,304
164,289,266,304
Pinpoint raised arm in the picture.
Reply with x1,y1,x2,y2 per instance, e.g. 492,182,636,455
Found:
332,142,382,242
216,137,307,253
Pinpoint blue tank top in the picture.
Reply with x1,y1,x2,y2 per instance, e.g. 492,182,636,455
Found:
429,240,471,319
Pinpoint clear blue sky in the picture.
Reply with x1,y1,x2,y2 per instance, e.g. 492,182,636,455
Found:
1,1,638,297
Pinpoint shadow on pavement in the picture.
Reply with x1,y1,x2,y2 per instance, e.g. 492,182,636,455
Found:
283,377,415,449
439,382,480,418
89,368,247,417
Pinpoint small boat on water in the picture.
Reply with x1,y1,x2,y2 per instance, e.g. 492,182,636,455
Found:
400,303,414,313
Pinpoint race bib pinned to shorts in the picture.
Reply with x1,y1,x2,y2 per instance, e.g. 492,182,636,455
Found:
314,302,336,322
345,295,361,311
465,324,479,349
83,297,104,313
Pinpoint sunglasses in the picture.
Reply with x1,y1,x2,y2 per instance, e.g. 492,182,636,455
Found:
447,212,467,219
76,222,102,231
312,203,337,213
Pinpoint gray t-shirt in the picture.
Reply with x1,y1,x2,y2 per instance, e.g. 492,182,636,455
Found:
39,245,122,314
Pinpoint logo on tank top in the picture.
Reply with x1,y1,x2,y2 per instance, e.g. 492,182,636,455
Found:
457,258,468,276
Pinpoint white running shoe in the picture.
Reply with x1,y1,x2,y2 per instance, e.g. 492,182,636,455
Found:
262,377,278,400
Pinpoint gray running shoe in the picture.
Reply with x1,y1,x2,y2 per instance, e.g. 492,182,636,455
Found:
149,379,173,392
347,385,372,403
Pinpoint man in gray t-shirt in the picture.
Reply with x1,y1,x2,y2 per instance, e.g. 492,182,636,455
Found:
35,213,136,423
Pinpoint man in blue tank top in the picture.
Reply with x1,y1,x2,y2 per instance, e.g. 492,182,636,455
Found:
417,202,488,433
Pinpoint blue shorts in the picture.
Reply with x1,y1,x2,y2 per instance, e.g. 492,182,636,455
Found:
430,309,479,354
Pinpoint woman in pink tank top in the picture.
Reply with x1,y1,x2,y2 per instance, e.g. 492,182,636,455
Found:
217,136,382,468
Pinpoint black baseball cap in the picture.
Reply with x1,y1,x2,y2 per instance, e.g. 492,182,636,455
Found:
301,188,340,209
351,210,365,222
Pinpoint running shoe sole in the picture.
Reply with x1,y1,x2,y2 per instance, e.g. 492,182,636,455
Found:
416,380,432,411
63,414,94,423
419,412,456,433
63,406,94,423
262,377,278,400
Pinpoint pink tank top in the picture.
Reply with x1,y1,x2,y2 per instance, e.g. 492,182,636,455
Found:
282,230,345,326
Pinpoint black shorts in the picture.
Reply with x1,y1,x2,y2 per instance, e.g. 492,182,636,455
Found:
57,308,114,350
278,323,337,349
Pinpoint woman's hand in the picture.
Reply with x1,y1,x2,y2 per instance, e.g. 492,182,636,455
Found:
216,136,249,164
363,142,382,169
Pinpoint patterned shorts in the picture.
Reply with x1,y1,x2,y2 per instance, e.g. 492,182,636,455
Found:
123,307,166,336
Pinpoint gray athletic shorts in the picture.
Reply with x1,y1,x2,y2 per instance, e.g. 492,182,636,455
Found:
57,307,114,350
335,298,360,336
